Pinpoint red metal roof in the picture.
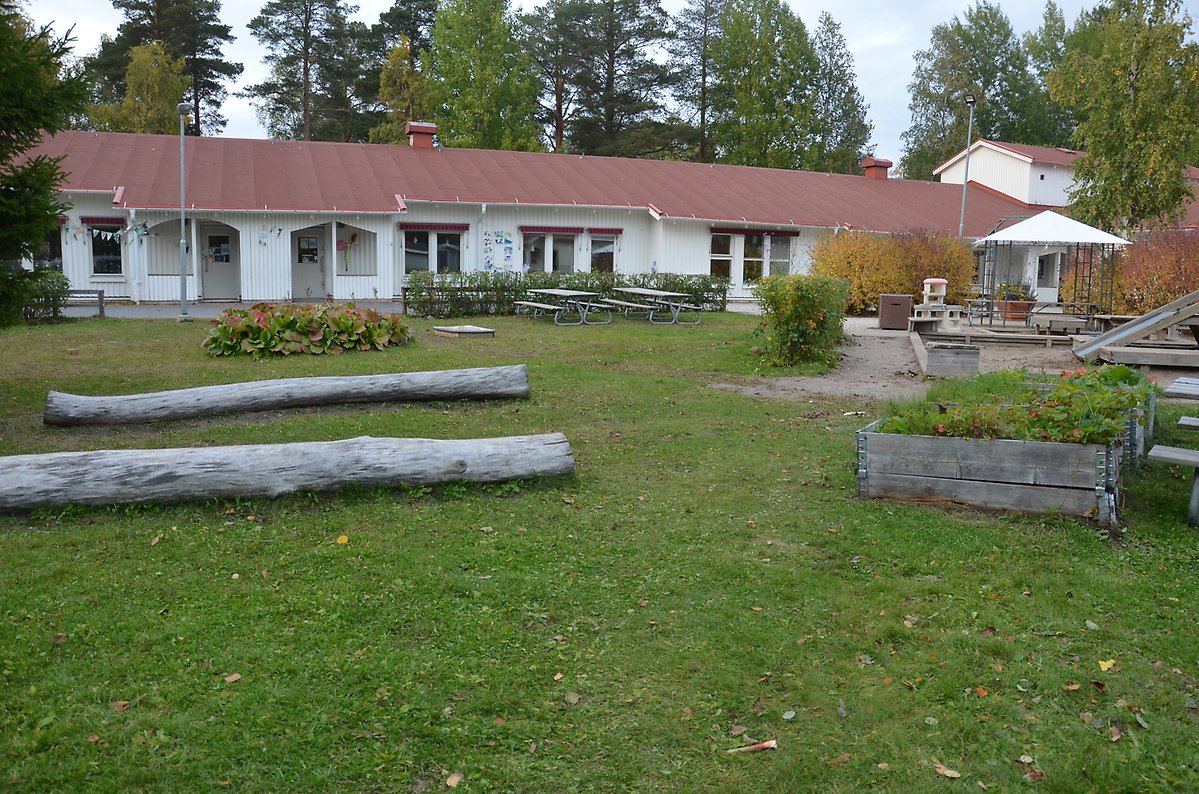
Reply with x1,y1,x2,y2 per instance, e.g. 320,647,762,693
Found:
33,130,1073,237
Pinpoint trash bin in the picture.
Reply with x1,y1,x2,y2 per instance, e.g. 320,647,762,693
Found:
878,294,913,330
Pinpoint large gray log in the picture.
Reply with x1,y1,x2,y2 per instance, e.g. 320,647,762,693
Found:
43,365,529,426
0,433,574,511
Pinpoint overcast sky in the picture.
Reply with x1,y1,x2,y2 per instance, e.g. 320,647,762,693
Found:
22,0,1174,167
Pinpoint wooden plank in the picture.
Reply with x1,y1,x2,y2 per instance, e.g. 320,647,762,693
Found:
1098,346,1199,367
863,471,1107,522
862,432,1105,489
1073,288,1199,361
1164,377,1199,399
1147,444,1199,467
1177,416,1199,430
0,433,576,511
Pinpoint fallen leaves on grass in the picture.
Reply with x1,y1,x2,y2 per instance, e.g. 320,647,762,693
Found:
782,710,796,721
1098,659,1116,672
87,734,103,744
563,691,580,705
838,698,848,718
446,771,464,787
50,633,67,645
112,701,130,713
150,535,161,546
1064,683,1081,691
730,725,747,736
932,760,962,779
336,535,349,545
224,673,241,683
975,686,988,698
826,752,851,767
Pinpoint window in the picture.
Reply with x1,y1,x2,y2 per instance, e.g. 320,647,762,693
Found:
768,236,791,276
404,231,429,272
591,235,616,273
437,233,461,273
710,234,731,280
91,226,122,275
743,234,765,283
208,235,231,263
298,236,319,263
523,234,546,273
35,227,63,271
551,235,575,274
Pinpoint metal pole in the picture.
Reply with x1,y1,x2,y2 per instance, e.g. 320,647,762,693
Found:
957,99,976,239
177,102,191,322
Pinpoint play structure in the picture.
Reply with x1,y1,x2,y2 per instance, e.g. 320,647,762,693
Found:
1072,288,1199,366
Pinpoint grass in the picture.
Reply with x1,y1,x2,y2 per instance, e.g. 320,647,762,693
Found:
2,312,1198,791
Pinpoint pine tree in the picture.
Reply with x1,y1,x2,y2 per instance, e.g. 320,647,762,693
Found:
243,0,357,141
669,0,725,162
427,0,542,150
85,0,241,135
1048,0,1199,230
709,0,815,169
807,12,874,174
569,0,676,157
523,0,589,151
89,42,191,134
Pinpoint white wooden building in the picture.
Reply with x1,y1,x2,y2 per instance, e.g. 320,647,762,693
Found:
30,126,1038,303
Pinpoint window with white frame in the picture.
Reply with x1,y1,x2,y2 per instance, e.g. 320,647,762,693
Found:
743,234,765,282
591,236,616,273
521,227,580,274
90,225,123,275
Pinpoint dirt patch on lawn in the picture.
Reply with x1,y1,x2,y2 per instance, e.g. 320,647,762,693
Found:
711,320,1176,404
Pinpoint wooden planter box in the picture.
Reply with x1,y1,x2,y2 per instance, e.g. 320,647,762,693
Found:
926,343,980,378
856,421,1136,525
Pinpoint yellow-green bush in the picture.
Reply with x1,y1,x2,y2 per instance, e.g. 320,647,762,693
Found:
810,230,975,314
752,275,849,367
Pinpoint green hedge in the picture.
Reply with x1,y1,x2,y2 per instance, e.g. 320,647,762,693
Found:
403,271,729,318
0,263,70,327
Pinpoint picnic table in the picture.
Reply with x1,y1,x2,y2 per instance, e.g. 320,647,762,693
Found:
517,288,612,325
612,287,701,325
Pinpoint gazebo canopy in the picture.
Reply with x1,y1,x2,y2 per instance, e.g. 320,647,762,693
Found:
972,210,1130,248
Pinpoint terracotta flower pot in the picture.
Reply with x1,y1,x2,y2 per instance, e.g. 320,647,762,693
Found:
999,299,1035,320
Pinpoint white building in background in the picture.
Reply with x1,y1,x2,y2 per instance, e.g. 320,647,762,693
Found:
30,124,1044,304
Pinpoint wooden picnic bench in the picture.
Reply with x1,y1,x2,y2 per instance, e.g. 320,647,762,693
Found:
1030,313,1088,335
1147,443,1199,525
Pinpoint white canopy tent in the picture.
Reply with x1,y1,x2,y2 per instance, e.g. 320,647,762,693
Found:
969,211,1128,322
972,210,1130,249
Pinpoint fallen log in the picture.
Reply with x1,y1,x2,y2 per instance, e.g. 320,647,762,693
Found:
43,365,529,426
0,433,574,511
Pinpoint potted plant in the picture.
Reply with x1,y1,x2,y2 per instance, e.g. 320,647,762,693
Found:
995,281,1036,320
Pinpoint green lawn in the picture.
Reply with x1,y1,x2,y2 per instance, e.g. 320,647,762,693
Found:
1,313,1197,791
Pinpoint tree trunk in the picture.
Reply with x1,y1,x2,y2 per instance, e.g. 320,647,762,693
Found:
44,365,529,426
0,433,575,511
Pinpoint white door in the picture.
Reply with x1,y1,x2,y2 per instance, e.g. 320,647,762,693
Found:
292,232,326,300
201,231,239,299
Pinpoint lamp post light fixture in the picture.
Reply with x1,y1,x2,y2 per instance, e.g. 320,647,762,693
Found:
957,91,978,239
177,101,192,322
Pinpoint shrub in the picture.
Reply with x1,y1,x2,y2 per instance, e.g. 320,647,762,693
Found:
0,261,33,328
23,268,70,322
403,271,728,318
810,230,975,314
202,302,411,358
879,365,1156,445
1110,230,1199,314
752,274,848,367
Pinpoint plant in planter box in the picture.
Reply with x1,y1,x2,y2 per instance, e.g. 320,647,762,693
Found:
995,281,1036,318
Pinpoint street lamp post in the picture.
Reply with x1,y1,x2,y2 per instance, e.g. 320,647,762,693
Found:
177,101,192,322
957,92,977,239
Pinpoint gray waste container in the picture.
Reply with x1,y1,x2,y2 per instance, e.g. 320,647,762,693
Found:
878,294,913,330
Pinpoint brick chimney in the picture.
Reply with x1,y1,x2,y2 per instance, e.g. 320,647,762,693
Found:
405,121,438,149
860,157,892,180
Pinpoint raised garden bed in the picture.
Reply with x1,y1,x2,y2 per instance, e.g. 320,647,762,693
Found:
856,367,1155,526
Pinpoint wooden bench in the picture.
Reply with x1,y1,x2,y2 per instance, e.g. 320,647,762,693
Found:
1147,444,1199,525
602,298,653,317
66,289,105,317
1179,416,1199,431
1030,313,1087,335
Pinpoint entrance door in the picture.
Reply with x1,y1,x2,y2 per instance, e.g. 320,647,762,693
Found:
292,232,326,300
201,231,239,299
